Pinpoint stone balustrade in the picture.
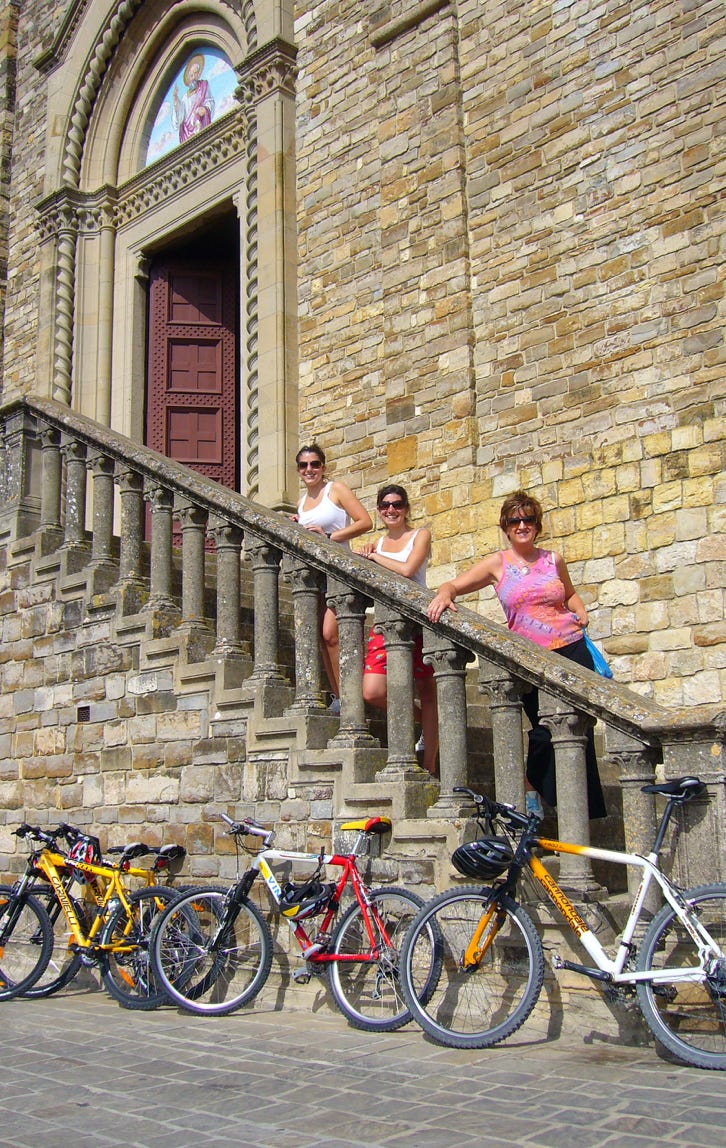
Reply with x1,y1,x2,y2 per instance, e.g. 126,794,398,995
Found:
1,395,724,890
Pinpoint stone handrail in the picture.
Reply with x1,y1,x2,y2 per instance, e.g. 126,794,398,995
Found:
1,394,724,889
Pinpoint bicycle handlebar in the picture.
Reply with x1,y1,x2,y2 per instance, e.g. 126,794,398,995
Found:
219,811,273,841
452,788,531,832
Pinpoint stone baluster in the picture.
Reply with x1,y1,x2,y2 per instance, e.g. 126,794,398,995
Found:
209,516,244,655
374,606,419,777
39,425,62,534
175,498,209,625
87,452,115,567
539,691,596,890
144,481,177,613
1,406,41,537
285,557,326,712
61,436,88,548
326,578,376,748
114,464,146,614
605,727,658,909
425,633,473,816
477,658,528,812
243,536,288,696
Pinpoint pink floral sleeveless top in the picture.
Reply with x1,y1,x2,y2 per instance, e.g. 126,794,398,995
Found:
495,549,582,650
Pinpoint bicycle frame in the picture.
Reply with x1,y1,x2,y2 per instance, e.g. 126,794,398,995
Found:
523,835,722,985
228,818,393,964
17,848,153,956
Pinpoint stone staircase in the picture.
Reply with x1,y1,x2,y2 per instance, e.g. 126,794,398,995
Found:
1,394,724,1034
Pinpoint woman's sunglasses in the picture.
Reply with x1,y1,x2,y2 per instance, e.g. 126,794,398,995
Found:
507,515,536,526
298,460,323,470
379,499,405,510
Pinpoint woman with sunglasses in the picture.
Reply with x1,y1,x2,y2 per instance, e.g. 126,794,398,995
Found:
358,485,439,776
293,444,372,704
427,490,605,819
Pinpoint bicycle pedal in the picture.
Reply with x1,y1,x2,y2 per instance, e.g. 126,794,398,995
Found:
292,967,311,985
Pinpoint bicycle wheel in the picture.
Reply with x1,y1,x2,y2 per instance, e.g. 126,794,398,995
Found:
636,883,726,1070
100,885,178,1010
22,891,86,999
400,885,545,1049
0,885,54,1000
328,886,438,1032
150,885,273,1016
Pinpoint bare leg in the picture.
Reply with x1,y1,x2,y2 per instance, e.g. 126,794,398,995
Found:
416,677,439,776
320,602,340,697
362,672,387,709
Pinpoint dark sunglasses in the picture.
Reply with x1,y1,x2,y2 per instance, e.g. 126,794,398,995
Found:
507,515,536,526
298,460,323,470
379,499,405,510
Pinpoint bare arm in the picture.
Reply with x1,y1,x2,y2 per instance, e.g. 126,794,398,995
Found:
554,553,588,627
427,553,503,622
329,482,372,542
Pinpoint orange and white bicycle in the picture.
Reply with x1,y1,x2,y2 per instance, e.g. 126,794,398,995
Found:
400,777,726,1070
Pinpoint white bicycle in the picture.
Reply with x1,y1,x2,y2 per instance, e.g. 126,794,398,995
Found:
399,776,726,1070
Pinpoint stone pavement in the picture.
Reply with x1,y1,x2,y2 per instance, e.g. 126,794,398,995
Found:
2,985,724,1148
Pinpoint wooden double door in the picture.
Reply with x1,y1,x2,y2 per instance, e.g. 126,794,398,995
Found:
146,256,238,493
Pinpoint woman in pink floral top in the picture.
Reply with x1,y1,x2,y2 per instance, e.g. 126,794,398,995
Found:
428,490,605,820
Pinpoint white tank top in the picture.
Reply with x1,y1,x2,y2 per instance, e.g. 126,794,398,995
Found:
297,482,350,544
375,529,428,586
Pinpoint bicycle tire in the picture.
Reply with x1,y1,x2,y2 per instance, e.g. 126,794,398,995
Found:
400,885,545,1049
99,885,179,1010
150,885,273,1016
0,885,54,1000
328,886,438,1032
636,882,726,1070
22,889,86,999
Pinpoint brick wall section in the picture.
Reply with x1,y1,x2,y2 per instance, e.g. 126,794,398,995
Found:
0,0,19,360
295,0,725,706
0,0,50,396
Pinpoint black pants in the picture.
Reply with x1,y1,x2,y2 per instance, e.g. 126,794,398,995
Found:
522,638,607,820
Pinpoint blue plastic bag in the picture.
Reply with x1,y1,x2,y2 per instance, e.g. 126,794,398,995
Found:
584,632,613,679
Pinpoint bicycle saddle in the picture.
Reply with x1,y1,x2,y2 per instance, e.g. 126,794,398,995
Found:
339,817,392,835
640,776,705,801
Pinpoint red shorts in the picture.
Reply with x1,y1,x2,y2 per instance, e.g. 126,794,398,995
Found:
363,629,434,680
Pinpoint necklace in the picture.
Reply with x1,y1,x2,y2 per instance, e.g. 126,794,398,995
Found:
510,549,537,575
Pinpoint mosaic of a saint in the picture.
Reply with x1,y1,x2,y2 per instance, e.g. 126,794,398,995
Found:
172,54,214,142
146,47,237,166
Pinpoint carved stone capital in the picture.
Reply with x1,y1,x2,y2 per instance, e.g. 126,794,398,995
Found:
235,38,298,108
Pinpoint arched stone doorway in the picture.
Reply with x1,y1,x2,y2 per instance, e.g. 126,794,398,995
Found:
33,0,298,509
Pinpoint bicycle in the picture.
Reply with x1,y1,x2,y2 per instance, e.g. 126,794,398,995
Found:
19,831,187,999
399,776,726,1070
0,823,181,1009
151,812,437,1028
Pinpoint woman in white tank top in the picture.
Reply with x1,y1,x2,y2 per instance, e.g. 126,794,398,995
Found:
293,444,372,701
356,485,438,776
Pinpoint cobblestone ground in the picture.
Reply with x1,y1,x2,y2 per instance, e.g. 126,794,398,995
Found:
2,985,724,1148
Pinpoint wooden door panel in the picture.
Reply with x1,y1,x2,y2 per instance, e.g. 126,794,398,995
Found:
146,259,237,492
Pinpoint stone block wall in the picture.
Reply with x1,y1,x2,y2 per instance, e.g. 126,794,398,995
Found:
294,0,726,707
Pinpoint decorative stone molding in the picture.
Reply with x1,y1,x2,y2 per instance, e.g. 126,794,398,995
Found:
369,0,451,49
234,38,297,109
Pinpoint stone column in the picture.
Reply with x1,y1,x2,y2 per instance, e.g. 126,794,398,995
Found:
326,579,376,748
235,39,299,508
39,425,62,532
175,499,208,625
425,634,473,816
96,202,115,427
61,436,88,548
87,452,115,566
285,557,326,712
244,535,288,694
374,606,419,777
52,203,77,405
605,727,658,907
115,464,146,614
539,691,596,890
209,517,244,655
478,658,528,812
144,481,177,613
